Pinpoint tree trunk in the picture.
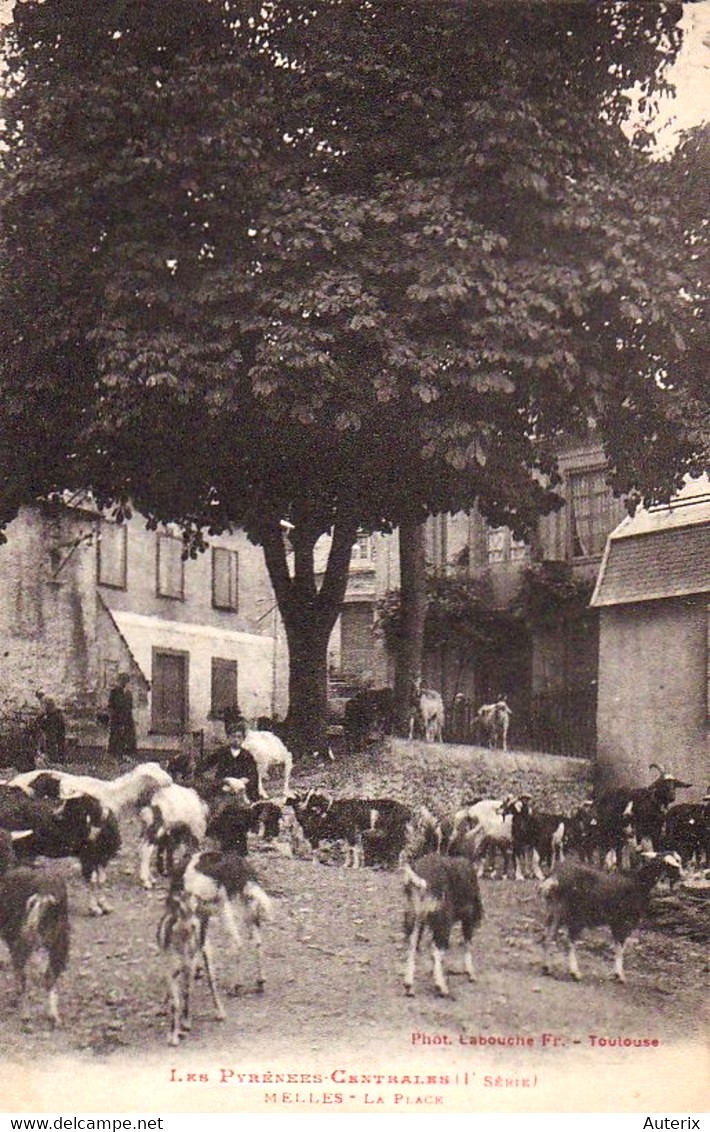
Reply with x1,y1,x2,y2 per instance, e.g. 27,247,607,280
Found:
393,516,428,735
260,512,358,756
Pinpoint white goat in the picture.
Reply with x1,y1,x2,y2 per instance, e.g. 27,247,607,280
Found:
476,699,513,751
139,784,208,889
233,726,293,799
451,797,514,878
408,680,445,743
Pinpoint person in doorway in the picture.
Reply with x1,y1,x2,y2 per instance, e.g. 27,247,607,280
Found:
108,673,137,759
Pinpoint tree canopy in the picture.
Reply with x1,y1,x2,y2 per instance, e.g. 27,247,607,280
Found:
1,0,707,737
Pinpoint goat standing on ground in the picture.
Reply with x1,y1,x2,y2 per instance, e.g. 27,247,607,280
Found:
476,698,513,751
180,850,273,994
0,829,70,1027
408,680,445,743
156,889,225,1046
402,854,483,997
541,851,683,983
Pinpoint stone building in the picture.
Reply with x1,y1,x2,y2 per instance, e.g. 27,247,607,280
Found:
0,497,281,755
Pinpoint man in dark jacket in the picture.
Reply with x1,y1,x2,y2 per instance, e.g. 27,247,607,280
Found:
199,717,259,801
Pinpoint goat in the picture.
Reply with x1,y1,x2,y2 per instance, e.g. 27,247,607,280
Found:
595,764,692,868
662,800,710,869
229,721,293,799
501,795,565,881
289,790,374,868
402,854,483,997
0,829,70,1027
1,789,121,915
156,888,225,1046
541,851,683,983
179,850,272,995
343,688,394,750
11,762,173,815
450,797,514,878
476,698,513,752
408,679,445,743
359,800,414,868
564,800,600,864
139,784,209,889
203,777,281,857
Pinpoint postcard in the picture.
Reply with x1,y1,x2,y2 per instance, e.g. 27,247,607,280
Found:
0,0,707,1120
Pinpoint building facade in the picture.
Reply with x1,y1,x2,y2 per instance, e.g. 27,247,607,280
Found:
325,437,627,754
591,476,710,797
0,499,281,755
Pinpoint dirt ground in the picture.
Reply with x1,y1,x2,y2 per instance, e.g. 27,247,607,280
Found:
0,740,707,1112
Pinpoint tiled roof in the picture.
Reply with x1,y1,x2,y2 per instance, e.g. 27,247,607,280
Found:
591,476,710,607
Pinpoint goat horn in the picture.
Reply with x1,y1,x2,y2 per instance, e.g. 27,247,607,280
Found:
10,829,33,841
649,763,666,775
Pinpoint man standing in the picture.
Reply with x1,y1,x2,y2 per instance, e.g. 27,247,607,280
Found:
108,673,137,758
36,694,67,763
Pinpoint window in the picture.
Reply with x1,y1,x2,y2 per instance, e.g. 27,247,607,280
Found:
98,521,127,589
568,468,616,558
212,548,239,611
486,527,529,565
351,533,374,564
156,534,185,599
211,657,239,719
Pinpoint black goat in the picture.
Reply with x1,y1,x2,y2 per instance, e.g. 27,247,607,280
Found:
595,765,692,868
564,801,600,864
541,851,683,983
662,800,710,869
289,791,374,867
0,829,70,1027
343,688,394,750
402,854,483,997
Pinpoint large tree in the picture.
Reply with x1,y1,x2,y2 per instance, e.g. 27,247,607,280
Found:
0,1,706,746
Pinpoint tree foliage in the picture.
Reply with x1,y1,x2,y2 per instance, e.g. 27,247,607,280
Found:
0,0,707,739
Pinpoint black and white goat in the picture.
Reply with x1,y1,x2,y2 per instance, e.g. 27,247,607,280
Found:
402,854,483,997
662,799,710,869
178,850,273,995
156,888,225,1046
289,791,373,868
501,795,566,881
139,784,209,889
541,850,683,983
0,828,70,1027
0,787,120,915
206,778,282,858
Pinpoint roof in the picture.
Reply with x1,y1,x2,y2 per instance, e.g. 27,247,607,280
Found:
591,475,710,607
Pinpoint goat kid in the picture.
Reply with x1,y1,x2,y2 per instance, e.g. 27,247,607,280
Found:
402,854,483,997
0,829,70,1027
156,889,225,1046
541,850,683,983
180,850,273,995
